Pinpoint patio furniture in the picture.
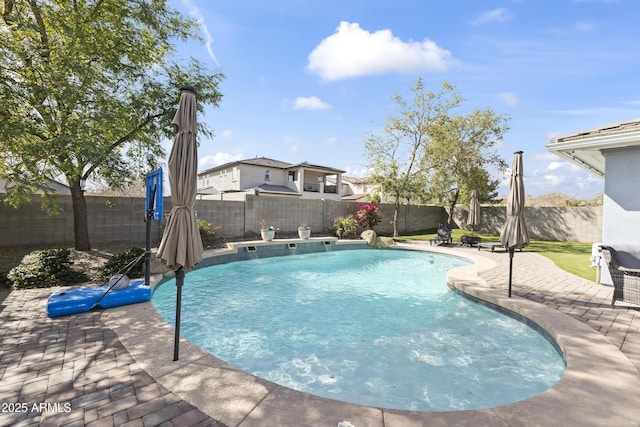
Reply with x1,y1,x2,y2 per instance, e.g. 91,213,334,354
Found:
478,242,505,252
461,234,482,247
429,224,452,246
601,245,640,307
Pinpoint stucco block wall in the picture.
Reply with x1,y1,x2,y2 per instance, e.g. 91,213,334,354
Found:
1,194,603,247
243,195,326,234
454,205,603,243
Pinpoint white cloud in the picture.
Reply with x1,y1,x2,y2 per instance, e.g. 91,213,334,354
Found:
306,21,455,80
221,129,232,138
471,8,512,26
573,22,596,32
182,0,221,67
544,174,566,186
293,96,331,111
344,166,372,178
498,92,519,106
323,136,338,145
199,152,243,170
290,143,299,152
545,161,566,171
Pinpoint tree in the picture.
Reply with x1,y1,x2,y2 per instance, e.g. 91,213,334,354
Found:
0,0,224,250
364,79,461,237
424,108,509,224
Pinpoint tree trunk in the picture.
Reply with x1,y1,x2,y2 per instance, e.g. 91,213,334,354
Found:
393,197,400,237
448,189,460,226
70,179,91,251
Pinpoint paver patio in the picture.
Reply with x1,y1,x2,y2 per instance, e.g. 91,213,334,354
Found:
1,242,639,426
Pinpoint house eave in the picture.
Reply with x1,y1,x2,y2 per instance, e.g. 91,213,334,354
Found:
546,120,640,178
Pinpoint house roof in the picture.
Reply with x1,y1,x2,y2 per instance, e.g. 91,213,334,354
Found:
546,118,640,177
256,183,300,195
198,156,345,176
341,193,368,201
0,178,71,195
342,176,373,184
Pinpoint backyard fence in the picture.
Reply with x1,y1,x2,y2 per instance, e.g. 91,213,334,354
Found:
0,194,602,247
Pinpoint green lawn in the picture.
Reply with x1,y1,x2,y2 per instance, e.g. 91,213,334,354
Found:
396,229,596,282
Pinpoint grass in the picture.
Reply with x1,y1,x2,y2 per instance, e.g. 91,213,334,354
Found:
396,228,596,282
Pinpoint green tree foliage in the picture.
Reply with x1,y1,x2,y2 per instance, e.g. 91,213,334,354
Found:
424,108,509,223
365,78,510,232
364,79,460,237
0,0,224,250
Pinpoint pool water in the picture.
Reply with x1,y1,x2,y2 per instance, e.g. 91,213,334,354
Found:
152,249,565,411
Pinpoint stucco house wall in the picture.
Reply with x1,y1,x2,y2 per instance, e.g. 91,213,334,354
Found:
547,118,640,285
602,147,640,245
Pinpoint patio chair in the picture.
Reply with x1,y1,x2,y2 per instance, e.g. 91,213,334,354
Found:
600,245,640,307
429,223,452,246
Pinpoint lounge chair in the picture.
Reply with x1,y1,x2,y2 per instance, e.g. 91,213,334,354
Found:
601,245,640,307
477,242,505,252
430,224,452,246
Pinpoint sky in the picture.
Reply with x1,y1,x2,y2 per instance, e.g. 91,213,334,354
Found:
167,0,640,198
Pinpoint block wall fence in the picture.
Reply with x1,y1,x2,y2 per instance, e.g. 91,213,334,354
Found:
0,194,602,247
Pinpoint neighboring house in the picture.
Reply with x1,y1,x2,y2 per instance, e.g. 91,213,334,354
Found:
0,178,71,195
547,118,640,284
197,157,345,200
328,176,374,201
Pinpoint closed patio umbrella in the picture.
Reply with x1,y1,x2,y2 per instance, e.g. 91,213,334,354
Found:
499,151,529,297
467,189,480,235
157,86,203,361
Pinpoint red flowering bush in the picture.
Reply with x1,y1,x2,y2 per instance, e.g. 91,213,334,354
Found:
354,202,382,230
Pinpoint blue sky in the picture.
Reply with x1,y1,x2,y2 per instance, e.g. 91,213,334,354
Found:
169,0,640,198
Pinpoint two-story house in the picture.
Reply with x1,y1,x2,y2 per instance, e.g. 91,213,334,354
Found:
197,157,345,200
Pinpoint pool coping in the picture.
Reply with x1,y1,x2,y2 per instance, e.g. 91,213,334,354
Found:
101,242,640,426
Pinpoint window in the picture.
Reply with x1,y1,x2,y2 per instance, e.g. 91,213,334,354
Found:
288,171,296,182
264,169,270,181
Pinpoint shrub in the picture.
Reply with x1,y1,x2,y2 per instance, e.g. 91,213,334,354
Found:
0,271,10,289
333,216,357,239
198,219,220,248
354,202,382,230
99,247,145,281
7,249,89,289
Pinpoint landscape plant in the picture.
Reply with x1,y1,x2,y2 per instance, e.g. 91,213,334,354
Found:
198,219,220,249
99,247,145,281
364,78,509,235
354,202,382,230
333,216,357,239
0,0,224,251
7,249,89,289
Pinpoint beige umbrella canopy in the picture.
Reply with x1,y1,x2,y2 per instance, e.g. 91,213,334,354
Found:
157,87,203,271
500,151,530,297
157,86,203,360
467,189,481,235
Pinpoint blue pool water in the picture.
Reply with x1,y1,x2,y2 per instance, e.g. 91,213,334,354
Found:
152,249,565,411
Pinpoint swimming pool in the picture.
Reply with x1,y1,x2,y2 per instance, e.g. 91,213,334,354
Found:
152,249,565,412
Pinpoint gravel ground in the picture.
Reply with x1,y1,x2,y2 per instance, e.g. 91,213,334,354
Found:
0,242,147,283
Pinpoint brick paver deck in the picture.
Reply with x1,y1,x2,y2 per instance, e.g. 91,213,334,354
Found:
1,243,639,426
0,289,225,427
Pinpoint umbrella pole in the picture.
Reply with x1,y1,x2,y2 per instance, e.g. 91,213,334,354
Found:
508,248,514,297
173,267,185,361
144,185,156,287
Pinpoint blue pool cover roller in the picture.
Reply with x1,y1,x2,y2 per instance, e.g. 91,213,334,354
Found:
47,279,151,318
